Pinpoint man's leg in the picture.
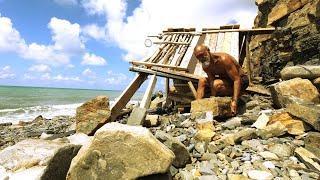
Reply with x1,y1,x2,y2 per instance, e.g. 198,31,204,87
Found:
196,78,207,99
212,79,233,96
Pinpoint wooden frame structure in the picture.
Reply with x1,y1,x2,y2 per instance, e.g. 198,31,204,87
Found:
110,25,275,122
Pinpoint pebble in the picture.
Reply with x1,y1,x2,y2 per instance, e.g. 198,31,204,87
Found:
263,161,275,169
248,170,273,180
241,153,251,161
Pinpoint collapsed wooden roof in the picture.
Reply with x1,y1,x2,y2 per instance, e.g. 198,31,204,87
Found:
110,25,275,121
130,25,275,82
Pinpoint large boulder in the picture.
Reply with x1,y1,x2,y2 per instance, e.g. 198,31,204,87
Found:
267,0,307,25
66,122,175,180
0,139,80,180
76,96,111,135
191,97,233,118
280,66,320,80
270,78,320,108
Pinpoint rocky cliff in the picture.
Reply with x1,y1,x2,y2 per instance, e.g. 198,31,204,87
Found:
249,0,320,83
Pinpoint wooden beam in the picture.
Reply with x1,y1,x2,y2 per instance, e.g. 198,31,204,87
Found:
130,66,200,82
110,73,147,121
162,27,275,35
151,67,203,80
130,61,187,71
140,75,157,109
188,81,197,99
153,41,190,45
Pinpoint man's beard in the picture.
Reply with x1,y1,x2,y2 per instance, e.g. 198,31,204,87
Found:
202,58,210,68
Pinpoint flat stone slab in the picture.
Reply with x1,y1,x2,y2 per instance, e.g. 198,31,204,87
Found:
280,65,320,80
191,97,233,118
270,78,320,108
286,102,320,131
0,139,80,180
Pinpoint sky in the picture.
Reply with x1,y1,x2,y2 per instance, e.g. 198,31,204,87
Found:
0,0,258,90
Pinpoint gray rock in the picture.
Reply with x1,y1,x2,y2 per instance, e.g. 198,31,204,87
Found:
269,144,292,158
304,132,320,158
280,66,320,80
155,131,191,168
222,117,242,130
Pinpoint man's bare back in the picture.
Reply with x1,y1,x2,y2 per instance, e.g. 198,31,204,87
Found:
193,44,248,115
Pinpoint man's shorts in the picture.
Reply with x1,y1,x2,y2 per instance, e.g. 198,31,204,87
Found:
241,74,249,91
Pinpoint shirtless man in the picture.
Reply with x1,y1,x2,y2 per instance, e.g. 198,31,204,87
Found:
193,44,249,115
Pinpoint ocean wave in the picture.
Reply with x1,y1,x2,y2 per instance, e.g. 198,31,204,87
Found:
0,100,140,124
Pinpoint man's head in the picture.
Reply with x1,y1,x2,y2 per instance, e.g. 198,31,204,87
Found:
194,44,211,66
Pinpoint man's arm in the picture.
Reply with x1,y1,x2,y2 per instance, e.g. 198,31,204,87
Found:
224,59,241,114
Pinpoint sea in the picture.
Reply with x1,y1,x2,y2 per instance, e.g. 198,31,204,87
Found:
0,85,143,124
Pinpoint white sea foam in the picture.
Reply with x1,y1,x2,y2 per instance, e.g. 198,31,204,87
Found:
0,100,140,124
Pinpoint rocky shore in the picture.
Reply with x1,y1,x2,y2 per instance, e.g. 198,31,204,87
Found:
1,0,320,179
1,76,320,180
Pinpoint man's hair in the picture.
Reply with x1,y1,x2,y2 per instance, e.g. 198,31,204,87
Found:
194,44,210,55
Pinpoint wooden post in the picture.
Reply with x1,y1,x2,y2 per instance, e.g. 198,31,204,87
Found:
110,73,148,121
140,75,157,108
245,33,252,84
165,78,169,98
188,81,197,99
127,74,157,125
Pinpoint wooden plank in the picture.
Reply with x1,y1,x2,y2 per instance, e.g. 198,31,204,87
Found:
130,66,200,82
170,34,189,66
222,32,232,54
188,81,197,99
220,24,240,29
110,73,148,121
230,32,239,61
130,61,187,71
140,75,157,109
151,67,202,80
179,34,201,69
246,33,252,84
208,33,218,52
153,41,190,45
216,32,225,52
175,34,194,66
162,27,275,35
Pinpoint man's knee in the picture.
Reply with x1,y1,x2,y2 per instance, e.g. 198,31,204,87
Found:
198,78,207,87
213,79,224,92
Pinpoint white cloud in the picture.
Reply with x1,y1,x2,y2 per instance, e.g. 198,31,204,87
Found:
0,16,27,53
0,15,85,66
23,74,35,80
48,17,84,54
82,24,106,41
82,68,96,78
105,70,127,85
81,0,257,61
41,73,51,80
28,64,51,73
0,66,15,79
52,74,82,82
54,0,78,6
82,52,107,66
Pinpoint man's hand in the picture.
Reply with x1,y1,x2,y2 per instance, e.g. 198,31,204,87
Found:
230,100,238,115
